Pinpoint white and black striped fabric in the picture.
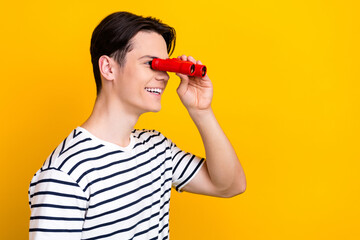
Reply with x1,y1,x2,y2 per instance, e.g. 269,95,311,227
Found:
29,127,204,240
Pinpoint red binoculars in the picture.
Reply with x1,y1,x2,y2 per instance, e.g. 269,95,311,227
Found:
150,58,207,77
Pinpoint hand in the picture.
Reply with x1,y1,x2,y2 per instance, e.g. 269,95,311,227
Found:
176,55,213,113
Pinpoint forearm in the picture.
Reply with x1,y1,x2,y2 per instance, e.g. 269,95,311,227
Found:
188,108,246,194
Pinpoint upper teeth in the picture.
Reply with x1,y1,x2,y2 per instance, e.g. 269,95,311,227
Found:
145,88,162,94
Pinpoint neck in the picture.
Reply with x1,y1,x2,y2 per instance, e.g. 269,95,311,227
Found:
81,92,140,147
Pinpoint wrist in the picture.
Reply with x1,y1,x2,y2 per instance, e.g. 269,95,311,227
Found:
188,107,214,124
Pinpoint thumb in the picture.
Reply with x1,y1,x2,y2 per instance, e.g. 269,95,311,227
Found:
176,72,190,96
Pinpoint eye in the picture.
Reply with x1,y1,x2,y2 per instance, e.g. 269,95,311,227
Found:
145,61,152,65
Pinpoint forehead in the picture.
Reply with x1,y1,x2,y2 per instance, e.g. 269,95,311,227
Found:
130,31,169,59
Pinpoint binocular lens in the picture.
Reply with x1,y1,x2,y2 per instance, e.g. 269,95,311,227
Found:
202,66,207,77
190,65,195,74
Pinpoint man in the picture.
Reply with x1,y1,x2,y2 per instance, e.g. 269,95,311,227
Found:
29,11,246,240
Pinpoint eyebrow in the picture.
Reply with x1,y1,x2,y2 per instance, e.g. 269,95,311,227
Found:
138,55,159,60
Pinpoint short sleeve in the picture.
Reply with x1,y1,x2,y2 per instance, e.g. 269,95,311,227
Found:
168,139,205,192
28,168,87,240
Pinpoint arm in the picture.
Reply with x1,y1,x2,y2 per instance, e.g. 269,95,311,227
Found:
29,169,86,239
175,55,246,198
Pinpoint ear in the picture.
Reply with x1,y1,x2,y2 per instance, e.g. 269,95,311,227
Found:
98,55,116,81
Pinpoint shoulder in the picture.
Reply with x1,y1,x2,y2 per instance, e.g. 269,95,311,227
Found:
132,129,174,150
31,127,108,196
132,129,167,142
39,127,104,174
132,129,163,138
29,166,88,205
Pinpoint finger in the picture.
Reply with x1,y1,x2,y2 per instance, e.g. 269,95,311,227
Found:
176,73,190,95
176,72,189,81
187,56,196,64
179,55,187,61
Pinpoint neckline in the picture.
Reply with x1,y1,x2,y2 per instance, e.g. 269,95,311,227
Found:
76,126,135,152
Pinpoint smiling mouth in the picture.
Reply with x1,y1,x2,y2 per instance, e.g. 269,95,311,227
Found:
145,87,163,95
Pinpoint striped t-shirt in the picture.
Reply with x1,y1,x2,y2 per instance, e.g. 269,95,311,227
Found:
28,127,204,240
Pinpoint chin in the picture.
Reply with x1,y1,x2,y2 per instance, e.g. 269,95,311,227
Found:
150,106,162,113
141,104,162,114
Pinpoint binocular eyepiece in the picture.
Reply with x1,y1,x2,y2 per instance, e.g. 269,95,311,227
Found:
151,58,207,77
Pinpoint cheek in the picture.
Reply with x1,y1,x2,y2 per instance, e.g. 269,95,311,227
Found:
117,67,151,97
129,66,153,88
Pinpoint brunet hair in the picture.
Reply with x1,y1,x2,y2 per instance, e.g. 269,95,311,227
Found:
90,11,176,95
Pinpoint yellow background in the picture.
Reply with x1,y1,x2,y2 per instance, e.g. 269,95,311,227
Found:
1,0,359,239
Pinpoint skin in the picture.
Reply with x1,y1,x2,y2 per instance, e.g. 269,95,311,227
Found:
82,31,246,198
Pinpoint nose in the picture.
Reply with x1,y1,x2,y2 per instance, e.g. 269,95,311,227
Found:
155,70,170,82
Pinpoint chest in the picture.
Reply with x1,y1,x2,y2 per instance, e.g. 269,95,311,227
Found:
84,145,173,216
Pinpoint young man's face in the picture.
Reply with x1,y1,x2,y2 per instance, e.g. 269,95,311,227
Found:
112,31,170,115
